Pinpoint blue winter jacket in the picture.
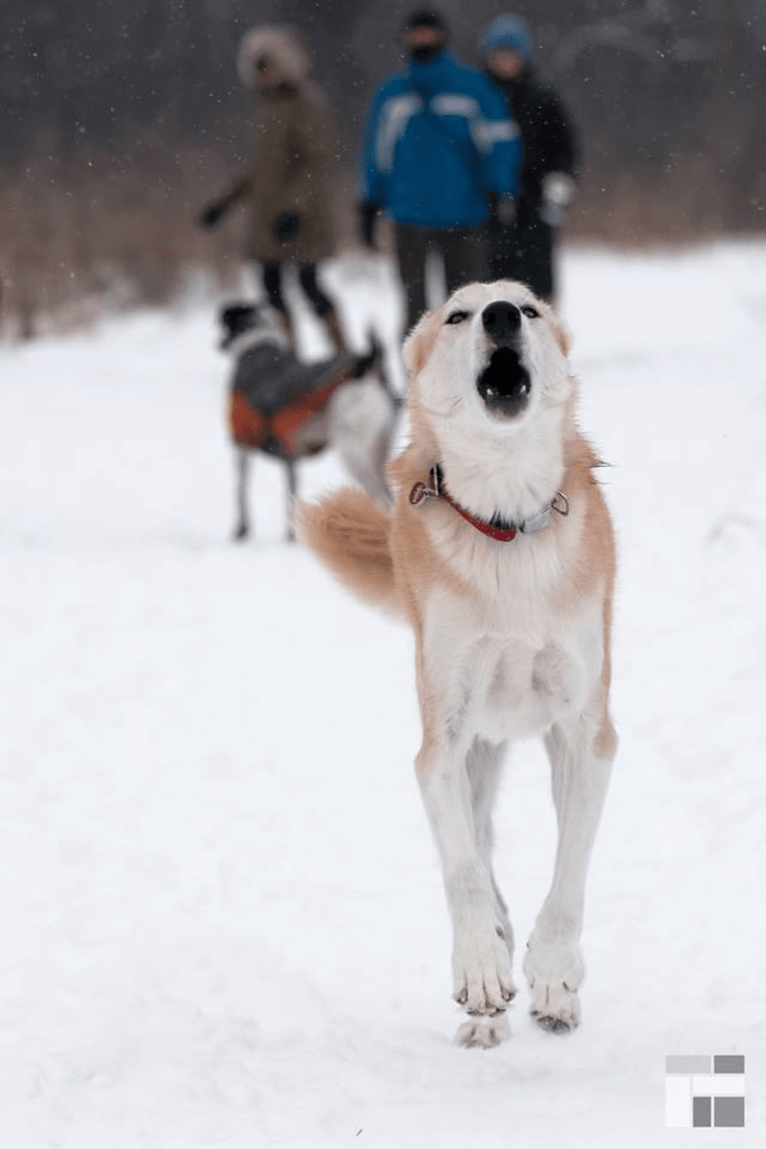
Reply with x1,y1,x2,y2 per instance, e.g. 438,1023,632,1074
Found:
360,51,522,230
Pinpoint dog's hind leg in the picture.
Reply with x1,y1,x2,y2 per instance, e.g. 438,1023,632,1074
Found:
233,448,251,541
285,461,298,542
523,713,615,1032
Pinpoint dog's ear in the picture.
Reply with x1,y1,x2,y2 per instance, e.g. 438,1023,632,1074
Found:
219,305,238,332
553,319,571,359
219,303,260,350
402,310,439,378
220,303,258,332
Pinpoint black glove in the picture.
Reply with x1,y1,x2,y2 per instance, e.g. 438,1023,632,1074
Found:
271,212,300,244
198,200,228,229
359,200,379,248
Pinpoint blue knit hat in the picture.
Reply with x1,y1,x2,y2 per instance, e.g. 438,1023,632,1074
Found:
479,15,533,61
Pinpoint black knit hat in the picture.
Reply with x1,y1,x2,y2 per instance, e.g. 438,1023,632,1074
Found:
402,9,449,37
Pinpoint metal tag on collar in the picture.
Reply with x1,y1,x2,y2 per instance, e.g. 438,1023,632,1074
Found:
551,491,569,517
409,466,441,506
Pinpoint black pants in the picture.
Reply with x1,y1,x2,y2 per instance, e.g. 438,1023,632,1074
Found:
260,261,333,318
394,223,487,333
488,205,556,302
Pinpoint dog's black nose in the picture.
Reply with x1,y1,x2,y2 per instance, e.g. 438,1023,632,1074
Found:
482,301,521,341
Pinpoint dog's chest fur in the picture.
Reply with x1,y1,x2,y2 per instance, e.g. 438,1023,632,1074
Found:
419,512,603,745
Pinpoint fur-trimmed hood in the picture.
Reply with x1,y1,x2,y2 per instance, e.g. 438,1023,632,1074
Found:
237,25,312,89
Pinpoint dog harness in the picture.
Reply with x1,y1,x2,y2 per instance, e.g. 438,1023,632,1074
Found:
409,465,569,542
229,351,367,460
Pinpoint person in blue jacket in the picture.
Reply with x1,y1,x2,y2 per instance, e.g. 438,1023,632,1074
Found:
359,9,522,334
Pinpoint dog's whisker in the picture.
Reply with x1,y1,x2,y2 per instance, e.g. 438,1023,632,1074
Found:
417,396,464,419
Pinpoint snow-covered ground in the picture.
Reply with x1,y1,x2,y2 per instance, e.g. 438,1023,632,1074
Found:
1,243,765,1147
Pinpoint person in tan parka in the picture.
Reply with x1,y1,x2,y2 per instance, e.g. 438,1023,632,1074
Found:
200,26,345,349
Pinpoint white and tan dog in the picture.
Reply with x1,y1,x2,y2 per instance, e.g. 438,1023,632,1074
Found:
296,281,617,1049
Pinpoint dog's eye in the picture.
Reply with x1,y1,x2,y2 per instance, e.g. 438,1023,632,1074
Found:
445,310,470,325
521,305,540,319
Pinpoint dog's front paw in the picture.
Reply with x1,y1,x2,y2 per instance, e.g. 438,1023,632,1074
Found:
455,1012,511,1049
528,979,581,1032
524,934,584,1033
453,928,516,1017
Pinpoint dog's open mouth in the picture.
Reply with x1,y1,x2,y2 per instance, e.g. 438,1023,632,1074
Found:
476,347,531,417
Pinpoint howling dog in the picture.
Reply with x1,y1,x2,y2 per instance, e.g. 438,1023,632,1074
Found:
296,281,617,1049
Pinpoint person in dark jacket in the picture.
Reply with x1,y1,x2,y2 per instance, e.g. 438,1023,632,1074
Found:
359,9,522,334
199,26,346,350
479,15,579,302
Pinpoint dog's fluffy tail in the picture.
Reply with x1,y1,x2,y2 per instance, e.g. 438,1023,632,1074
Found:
295,489,404,617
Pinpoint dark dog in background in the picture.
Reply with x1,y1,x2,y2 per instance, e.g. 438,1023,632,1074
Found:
219,303,398,540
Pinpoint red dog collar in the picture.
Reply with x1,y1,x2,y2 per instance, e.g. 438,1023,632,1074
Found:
409,466,568,542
